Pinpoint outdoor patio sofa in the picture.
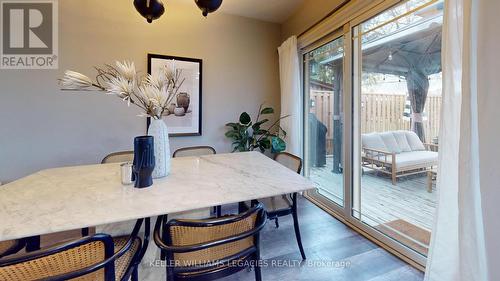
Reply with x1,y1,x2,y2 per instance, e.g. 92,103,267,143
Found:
361,130,438,185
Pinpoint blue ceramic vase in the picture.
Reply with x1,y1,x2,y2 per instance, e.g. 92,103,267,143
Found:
132,136,155,188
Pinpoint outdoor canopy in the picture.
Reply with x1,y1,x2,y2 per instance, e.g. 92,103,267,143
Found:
321,0,443,141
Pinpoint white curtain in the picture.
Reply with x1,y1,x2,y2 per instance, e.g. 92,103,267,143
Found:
278,36,302,156
425,0,495,280
476,1,500,280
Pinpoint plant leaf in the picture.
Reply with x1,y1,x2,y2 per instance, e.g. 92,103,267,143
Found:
225,131,240,139
254,129,267,135
260,107,274,115
252,119,269,130
239,112,251,125
225,122,240,129
259,138,272,149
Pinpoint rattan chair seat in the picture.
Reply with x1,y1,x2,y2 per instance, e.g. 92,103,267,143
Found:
172,146,216,158
256,152,301,212
170,213,257,267
101,151,134,164
113,236,141,280
0,236,140,281
155,204,266,281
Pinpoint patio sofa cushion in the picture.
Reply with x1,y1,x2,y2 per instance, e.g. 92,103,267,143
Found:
362,130,437,185
405,131,426,151
393,131,412,152
362,133,388,152
379,132,402,153
378,151,438,168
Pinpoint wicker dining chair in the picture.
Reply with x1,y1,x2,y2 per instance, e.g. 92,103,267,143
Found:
243,152,306,260
154,203,267,281
274,152,302,174
0,239,26,259
101,151,134,164
172,146,216,158
82,150,136,239
172,146,221,217
0,218,150,281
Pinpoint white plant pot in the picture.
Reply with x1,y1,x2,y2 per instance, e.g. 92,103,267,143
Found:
148,118,171,178
174,107,185,116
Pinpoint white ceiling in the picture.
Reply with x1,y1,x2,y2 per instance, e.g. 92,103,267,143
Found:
171,0,305,23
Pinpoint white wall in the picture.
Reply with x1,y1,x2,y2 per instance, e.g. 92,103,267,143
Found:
0,0,281,182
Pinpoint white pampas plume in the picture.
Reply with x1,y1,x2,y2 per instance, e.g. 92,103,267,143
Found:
146,71,167,89
60,70,93,89
106,76,135,106
115,61,136,81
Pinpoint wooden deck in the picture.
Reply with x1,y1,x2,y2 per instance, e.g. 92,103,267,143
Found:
309,157,437,254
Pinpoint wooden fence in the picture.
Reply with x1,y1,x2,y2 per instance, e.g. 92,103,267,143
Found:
310,91,441,154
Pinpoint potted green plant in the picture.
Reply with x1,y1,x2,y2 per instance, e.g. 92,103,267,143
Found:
225,104,289,153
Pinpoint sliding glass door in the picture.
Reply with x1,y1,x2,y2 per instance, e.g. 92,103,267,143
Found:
304,0,443,265
304,36,345,207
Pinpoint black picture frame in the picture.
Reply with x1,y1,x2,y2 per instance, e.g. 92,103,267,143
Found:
147,53,202,137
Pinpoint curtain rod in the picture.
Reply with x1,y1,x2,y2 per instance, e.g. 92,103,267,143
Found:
297,0,351,38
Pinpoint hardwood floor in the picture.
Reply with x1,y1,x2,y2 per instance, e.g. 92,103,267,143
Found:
219,197,424,281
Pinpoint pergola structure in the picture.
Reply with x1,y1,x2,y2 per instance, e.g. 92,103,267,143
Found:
316,1,443,173
361,3,443,141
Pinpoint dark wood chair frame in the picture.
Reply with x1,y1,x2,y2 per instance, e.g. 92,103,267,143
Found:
154,204,267,281
0,218,151,281
0,238,26,259
239,152,306,260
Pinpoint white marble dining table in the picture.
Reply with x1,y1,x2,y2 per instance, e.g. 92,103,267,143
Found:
0,151,314,279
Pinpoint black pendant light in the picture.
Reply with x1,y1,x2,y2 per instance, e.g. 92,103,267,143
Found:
134,0,165,23
194,0,223,17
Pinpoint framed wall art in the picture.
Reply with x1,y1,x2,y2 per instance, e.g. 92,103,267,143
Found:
147,53,202,136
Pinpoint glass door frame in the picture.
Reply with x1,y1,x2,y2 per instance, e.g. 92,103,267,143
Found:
301,0,430,268
302,28,350,216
